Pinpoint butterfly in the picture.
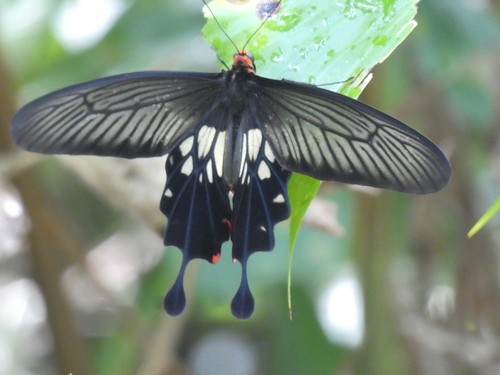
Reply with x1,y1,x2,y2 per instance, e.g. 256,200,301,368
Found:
9,5,450,319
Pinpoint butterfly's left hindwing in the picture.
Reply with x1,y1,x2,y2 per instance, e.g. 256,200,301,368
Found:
160,115,233,316
160,130,231,262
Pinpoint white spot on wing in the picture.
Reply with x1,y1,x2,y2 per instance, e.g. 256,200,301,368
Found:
214,130,225,177
197,125,217,158
264,142,275,162
179,136,194,156
273,194,285,203
165,189,173,197
247,129,263,161
257,161,271,180
206,159,214,183
181,156,194,175
239,133,248,178
240,161,248,181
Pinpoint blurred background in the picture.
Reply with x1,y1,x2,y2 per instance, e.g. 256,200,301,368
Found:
1,0,499,374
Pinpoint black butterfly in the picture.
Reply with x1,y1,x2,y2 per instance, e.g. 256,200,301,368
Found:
10,39,450,320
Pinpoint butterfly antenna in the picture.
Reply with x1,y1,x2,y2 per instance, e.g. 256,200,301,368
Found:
242,0,281,51
202,0,240,53
203,0,281,53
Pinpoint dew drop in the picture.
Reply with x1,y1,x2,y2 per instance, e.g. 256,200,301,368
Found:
271,52,283,62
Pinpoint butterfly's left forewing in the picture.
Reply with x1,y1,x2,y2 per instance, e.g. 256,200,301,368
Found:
10,71,225,157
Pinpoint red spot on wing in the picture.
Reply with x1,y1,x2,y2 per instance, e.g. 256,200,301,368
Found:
211,253,221,264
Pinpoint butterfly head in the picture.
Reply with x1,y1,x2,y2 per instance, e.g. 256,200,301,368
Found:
232,50,256,75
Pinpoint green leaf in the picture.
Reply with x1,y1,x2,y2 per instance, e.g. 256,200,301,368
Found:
203,0,417,83
287,173,321,317
202,0,418,314
468,197,500,238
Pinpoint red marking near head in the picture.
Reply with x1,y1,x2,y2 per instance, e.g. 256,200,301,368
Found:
211,253,221,264
232,50,256,74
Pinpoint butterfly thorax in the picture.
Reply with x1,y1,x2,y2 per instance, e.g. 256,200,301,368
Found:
222,51,256,111
214,51,260,187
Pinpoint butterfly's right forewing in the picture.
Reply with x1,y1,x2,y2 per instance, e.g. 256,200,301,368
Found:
253,77,450,194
